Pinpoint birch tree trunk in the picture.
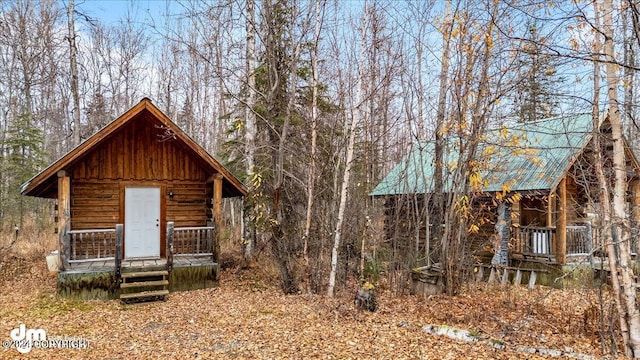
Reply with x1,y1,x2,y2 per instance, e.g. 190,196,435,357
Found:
591,4,627,355
601,0,640,356
327,0,368,297
433,0,453,257
303,0,322,294
243,0,257,262
67,0,81,147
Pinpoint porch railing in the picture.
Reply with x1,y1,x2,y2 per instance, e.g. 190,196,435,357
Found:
512,226,555,255
566,224,592,255
166,222,216,271
67,228,117,262
61,222,216,271
511,224,593,257
172,226,215,256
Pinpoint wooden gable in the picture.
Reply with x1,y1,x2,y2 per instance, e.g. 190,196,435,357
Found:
21,98,247,199
71,110,207,182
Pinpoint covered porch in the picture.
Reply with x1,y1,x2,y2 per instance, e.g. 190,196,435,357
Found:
61,223,217,273
510,223,596,263
504,176,640,265
56,222,221,299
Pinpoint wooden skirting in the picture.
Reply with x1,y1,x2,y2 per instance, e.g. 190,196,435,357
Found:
57,255,219,300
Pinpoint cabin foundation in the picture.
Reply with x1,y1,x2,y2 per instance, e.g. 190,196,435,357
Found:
57,258,220,300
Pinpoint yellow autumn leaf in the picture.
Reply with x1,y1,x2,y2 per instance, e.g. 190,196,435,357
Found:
482,145,495,157
499,126,509,139
485,34,493,49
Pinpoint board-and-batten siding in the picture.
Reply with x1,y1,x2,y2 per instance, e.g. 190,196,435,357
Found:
70,114,209,231
72,114,206,181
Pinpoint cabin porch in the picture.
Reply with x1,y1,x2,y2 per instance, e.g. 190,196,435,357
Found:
509,223,600,264
55,222,219,300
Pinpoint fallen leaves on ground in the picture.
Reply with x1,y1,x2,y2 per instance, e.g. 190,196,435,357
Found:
0,257,624,359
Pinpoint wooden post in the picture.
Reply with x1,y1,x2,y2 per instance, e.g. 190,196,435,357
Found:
62,223,70,269
213,174,223,263
547,192,555,258
557,178,567,265
528,270,537,289
514,269,522,285
57,171,71,270
500,269,509,285
475,266,484,282
167,221,174,272
488,267,496,283
206,222,213,255
115,224,123,279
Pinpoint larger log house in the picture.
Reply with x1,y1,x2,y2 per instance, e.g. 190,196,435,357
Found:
371,113,640,286
22,98,247,300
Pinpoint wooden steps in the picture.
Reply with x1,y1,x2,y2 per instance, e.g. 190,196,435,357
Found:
120,279,169,288
121,270,169,279
119,269,169,302
120,289,169,300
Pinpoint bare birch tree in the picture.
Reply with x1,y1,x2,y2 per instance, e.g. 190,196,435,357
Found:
599,0,640,356
327,0,368,297
243,0,257,262
66,0,81,147
303,0,323,294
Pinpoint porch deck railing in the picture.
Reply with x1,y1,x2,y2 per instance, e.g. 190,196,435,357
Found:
566,224,592,255
511,224,592,257
172,226,215,256
166,222,216,272
67,228,117,262
61,222,216,271
512,226,555,255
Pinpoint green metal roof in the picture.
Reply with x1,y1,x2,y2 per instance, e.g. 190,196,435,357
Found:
370,114,594,196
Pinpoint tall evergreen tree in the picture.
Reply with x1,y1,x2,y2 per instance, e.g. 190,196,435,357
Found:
3,113,47,228
251,0,306,294
514,22,564,122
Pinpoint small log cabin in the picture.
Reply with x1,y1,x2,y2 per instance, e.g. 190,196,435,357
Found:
22,98,247,300
371,113,640,276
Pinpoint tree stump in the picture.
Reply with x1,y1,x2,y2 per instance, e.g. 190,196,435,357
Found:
354,283,377,312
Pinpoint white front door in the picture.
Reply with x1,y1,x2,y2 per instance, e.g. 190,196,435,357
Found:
125,187,161,258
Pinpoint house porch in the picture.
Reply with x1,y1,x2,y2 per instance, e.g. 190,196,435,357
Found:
55,222,219,300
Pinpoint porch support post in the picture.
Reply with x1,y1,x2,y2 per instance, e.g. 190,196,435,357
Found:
212,174,223,263
57,170,71,270
115,224,123,279
547,193,555,228
166,221,174,272
557,177,567,265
